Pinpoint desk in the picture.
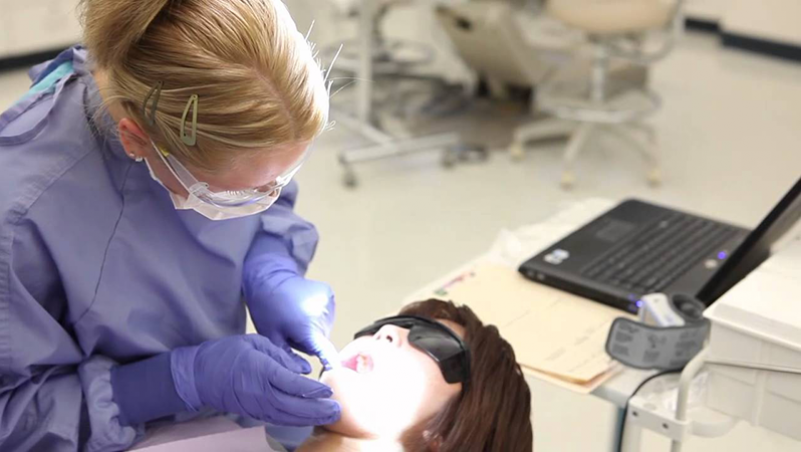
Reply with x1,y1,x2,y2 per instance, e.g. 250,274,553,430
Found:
402,199,801,452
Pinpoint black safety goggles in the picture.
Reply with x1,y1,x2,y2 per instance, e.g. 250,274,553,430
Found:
354,315,471,385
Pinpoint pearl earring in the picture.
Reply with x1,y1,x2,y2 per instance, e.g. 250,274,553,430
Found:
129,154,144,163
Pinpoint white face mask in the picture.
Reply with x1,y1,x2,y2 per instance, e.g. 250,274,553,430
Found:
145,159,277,221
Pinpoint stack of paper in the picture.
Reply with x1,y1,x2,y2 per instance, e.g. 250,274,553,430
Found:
403,199,634,392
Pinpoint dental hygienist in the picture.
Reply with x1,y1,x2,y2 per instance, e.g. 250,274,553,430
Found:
0,1,341,450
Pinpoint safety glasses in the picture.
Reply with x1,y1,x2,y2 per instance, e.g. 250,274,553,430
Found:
150,140,306,208
354,315,471,385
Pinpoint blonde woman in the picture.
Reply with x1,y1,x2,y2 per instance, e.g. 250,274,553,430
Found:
0,1,341,450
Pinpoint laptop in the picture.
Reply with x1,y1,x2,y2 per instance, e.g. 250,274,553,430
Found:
518,177,801,314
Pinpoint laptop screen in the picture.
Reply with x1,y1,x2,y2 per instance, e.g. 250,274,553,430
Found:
697,176,801,304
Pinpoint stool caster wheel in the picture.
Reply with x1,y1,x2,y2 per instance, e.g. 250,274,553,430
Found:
647,168,662,187
441,149,458,168
560,171,576,190
343,169,358,188
467,145,490,163
510,142,526,161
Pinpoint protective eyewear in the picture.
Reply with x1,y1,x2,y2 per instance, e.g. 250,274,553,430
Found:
354,315,471,385
150,140,305,208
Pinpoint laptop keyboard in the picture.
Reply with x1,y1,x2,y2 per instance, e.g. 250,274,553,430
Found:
581,213,740,295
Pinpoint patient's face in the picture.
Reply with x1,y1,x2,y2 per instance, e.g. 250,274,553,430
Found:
320,319,465,439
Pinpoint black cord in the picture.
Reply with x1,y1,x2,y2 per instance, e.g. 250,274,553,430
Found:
616,369,682,452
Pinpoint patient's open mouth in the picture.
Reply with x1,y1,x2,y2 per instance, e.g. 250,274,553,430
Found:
342,353,374,374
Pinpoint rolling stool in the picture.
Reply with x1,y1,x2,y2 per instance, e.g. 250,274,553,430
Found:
510,0,686,189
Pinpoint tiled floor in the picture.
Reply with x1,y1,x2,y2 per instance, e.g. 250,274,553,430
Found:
1,8,800,452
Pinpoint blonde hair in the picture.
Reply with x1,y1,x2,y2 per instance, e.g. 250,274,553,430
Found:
80,0,329,172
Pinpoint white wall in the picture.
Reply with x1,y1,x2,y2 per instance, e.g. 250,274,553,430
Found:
684,0,801,47
722,0,801,45
0,0,81,58
684,0,728,22
2,0,799,60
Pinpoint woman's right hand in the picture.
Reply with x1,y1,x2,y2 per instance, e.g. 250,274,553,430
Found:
171,334,341,426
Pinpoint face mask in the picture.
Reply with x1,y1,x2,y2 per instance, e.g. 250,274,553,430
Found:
144,159,277,221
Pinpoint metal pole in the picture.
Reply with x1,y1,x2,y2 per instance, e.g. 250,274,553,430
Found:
671,348,710,452
357,0,376,125
591,42,608,104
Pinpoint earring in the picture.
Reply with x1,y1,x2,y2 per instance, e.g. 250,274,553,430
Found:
128,154,144,163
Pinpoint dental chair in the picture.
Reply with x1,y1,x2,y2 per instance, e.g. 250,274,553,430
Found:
436,1,584,108
509,0,685,188
436,1,655,184
436,2,552,100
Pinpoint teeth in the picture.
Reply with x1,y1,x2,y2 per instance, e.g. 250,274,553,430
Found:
357,355,367,373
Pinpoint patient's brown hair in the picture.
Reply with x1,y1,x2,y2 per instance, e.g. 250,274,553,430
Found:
399,299,533,452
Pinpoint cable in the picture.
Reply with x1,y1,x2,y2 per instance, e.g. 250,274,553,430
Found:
616,369,681,452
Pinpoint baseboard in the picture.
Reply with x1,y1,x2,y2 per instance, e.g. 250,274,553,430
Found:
722,32,801,63
0,47,72,73
684,17,801,64
685,18,720,34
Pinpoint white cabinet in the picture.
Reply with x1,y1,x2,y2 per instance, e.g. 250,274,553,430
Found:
0,0,81,58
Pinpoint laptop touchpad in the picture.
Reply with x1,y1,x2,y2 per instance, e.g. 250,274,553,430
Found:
595,219,636,242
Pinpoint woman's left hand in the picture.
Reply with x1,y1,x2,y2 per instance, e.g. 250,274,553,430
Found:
247,272,338,370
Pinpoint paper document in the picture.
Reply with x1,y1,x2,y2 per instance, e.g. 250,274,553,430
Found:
431,264,633,385
405,199,632,392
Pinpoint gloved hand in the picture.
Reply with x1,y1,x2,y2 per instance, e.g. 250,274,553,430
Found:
245,257,338,369
171,334,340,426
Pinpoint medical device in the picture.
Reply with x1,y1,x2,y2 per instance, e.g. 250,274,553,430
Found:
606,292,710,370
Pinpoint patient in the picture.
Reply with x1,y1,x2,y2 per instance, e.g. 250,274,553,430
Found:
297,299,533,452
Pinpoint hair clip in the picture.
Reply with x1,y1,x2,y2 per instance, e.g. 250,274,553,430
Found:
181,94,199,146
142,81,163,126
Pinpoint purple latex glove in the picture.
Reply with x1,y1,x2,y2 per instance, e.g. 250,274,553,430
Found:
171,335,340,426
245,257,338,369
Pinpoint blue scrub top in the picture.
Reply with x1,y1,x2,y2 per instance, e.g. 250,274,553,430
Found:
0,47,319,451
